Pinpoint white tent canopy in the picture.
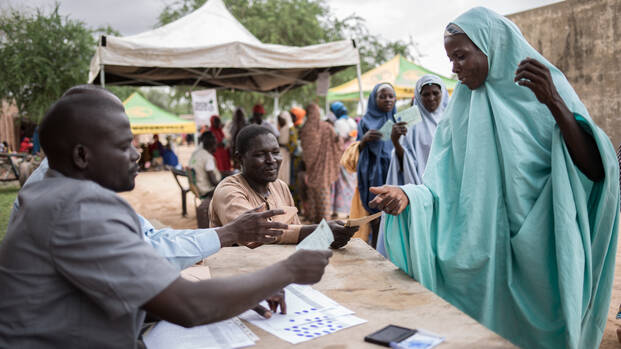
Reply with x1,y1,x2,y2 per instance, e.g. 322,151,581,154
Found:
88,0,361,95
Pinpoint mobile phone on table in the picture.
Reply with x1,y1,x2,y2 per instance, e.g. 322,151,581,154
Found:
364,324,417,347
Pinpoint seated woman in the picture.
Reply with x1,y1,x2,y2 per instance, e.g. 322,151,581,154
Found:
371,7,618,349
209,125,357,248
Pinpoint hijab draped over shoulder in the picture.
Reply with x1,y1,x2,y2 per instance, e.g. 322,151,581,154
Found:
383,7,619,349
357,83,397,213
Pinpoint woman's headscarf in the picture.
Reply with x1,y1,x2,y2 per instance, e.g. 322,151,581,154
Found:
300,104,342,188
209,115,225,143
356,82,397,213
404,74,449,181
330,101,348,119
290,107,306,127
383,8,619,349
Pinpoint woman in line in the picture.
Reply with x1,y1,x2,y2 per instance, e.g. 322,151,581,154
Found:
209,115,231,173
228,107,248,169
356,83,397,247
330,101,358,219
276,111,296,185
208,124,357,247
300,104,344,223
289,107,307,215
371,7,618,349
376,75,448,256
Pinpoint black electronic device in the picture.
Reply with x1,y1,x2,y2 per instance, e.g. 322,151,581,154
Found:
364,324,417,347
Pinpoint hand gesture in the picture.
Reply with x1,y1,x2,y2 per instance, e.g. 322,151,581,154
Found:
327,220,358,249
252,289,287,318
368,186,409,216
284,249,333,284
216,204,287,246
391,121,408,145
514,57,560,106
360,130,383,149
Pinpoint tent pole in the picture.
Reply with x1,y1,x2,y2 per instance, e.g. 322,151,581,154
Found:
356,60,364,114
325,96,329,118
273,93,279,117
100,64,105,87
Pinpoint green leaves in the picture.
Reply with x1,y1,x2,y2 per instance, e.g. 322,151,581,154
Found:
0,4,95,123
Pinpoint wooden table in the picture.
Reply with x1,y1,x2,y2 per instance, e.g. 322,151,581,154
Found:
204,239,514,348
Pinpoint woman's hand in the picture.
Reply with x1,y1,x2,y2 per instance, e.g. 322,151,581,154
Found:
368,186,409,216
514,58,560,106
515,57,604,181
359,130,383,150
327,220,358,249
391,122,407,165
391,122,407,145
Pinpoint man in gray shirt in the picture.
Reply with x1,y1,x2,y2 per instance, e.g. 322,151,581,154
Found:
0,86,332,348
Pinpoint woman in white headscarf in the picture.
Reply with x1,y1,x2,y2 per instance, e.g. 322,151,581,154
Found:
277,111,295,184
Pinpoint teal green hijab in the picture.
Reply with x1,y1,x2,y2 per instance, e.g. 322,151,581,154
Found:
384,7,619,349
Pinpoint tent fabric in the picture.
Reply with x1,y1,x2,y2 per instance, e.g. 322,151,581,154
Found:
123,92,195,135
88,0,359,93
327,55,457,101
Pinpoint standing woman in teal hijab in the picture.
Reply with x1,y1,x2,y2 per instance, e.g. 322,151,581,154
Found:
357,83,397,247
370,7,618,349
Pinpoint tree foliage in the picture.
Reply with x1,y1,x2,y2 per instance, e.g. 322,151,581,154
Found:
158,0,420,117
0,4,95,122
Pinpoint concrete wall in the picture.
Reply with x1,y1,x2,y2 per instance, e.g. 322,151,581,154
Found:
508,0,621,147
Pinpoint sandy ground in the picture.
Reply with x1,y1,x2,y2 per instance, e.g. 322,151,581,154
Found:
121,145,621,348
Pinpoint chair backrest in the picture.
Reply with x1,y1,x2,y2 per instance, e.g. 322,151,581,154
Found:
185,166,201,198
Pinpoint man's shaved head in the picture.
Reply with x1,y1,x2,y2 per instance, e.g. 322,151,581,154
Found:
39,85,140,192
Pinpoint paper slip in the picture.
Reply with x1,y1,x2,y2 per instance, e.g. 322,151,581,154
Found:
378,120,395,141
144,317,257,349
390,329,444,349
345,212,382,227
395,106,422,127
240,284,366,344
296,219,334,251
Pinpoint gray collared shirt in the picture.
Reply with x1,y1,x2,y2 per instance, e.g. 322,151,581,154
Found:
0,170,179,348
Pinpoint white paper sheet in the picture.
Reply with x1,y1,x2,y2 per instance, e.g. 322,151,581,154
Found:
379,120,395,141
296,219,334,251
240,284,366,344
144,317,257,349
395,106,422,127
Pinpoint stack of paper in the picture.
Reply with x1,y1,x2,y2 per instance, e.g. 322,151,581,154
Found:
144,317,258,349
240,284,366,344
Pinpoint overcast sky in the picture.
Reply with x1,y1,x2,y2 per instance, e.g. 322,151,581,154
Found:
1,0,563,75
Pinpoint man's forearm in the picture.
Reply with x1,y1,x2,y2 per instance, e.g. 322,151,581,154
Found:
145,261,294,327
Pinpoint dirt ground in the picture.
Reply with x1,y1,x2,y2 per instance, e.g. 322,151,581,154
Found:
121,145,621,348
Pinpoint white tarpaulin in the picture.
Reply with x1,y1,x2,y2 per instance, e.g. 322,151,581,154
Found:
88,0,359,94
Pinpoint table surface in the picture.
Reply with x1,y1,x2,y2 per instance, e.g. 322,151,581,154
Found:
204,238,515,348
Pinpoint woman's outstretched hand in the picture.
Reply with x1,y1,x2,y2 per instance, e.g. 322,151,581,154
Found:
369,186,409,216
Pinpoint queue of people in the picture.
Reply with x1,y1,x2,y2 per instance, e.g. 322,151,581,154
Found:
0,7,618,349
